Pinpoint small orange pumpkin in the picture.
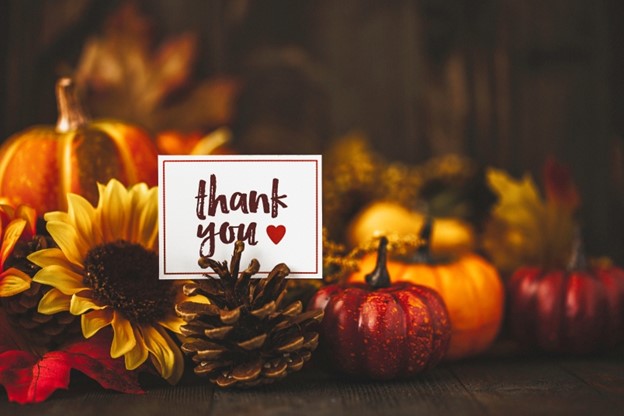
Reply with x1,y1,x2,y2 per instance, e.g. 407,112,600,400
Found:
0,78,158,213
348,219,504,360
156,128,233,155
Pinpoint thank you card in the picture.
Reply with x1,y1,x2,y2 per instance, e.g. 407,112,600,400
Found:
158,155,322,279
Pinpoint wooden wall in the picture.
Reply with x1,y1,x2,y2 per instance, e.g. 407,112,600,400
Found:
1,0,623,260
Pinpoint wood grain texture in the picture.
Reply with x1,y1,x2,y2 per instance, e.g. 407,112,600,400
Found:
558,354,624,400
2,351,624,416
450,355,623,416
210,364,485,416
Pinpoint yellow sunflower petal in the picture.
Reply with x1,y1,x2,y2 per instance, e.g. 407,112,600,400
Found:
98,179,130,242
127,194,142,244
33,265,85,295
0,268,31,297
157,315,186,335
131,182,149,197
137,188,158,249
143,325,184,384
127,183,150,242
124,327,149,370
70,293,105,315
82,308,113,338
96,182,108,205
66,193,99,246
38,288,71,314
45,221,85,267
28,248,78,271
174,281,210,304
110,313,137,358
128,186,156,246
43,211,70,225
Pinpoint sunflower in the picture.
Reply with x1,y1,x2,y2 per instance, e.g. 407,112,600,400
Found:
28,179,185,383
0,203,37,297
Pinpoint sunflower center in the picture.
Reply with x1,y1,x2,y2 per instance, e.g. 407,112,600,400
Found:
83,240,174,324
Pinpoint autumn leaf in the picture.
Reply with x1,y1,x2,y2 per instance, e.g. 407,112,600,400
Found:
543,157,580,210
73,2,238,133
0,331,143,404
483,166,578,274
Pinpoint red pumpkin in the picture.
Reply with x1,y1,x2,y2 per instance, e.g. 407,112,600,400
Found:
308,237,451,380
348,219,504,360
508,242,624,354
0,78,158,213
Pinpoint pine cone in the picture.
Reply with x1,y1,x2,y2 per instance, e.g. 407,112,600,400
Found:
176,241,323,388
1,235,80,348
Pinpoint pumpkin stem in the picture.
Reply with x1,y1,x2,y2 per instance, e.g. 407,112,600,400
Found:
411,216,434,264
567,228,588,271
55,77,89,133
365,236,392,288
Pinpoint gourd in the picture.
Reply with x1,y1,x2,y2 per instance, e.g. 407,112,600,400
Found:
347,201,475,256
507,240,624,354
0,78,158,213
308,237,451,379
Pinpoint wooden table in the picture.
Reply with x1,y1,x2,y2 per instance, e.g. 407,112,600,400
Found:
2,342,623,416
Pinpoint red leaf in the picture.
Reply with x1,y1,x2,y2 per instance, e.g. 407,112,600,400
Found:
543,157,580,210
0,332,143,404
60,332,144,395
0,350,69,404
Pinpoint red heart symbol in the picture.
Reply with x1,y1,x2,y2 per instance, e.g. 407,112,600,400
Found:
266,225,286,245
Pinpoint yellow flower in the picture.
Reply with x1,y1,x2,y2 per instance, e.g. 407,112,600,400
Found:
0,203,37,297
28,179,185,384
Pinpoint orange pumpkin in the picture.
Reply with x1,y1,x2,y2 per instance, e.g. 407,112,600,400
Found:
348,220,504,360
0,78,158,213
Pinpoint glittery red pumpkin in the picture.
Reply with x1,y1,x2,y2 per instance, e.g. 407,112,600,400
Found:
308,237,451,380
348,220,504,360
0,78,158,213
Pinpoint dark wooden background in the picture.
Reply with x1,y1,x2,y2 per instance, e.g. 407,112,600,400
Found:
1,0,623,261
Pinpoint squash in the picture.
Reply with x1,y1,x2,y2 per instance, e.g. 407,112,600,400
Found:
308,237,451,379
347,201,475,256
156,128,233,155
507,241,624,354
0,78,158,213
348,219,504,360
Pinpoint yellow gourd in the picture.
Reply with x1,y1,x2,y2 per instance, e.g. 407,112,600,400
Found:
347,201,475,256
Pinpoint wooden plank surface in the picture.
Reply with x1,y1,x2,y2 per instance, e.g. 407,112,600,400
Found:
450,355,621,416
2,349,624,416
210,365,485,416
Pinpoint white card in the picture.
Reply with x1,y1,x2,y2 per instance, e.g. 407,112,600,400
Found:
158,155,322,279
